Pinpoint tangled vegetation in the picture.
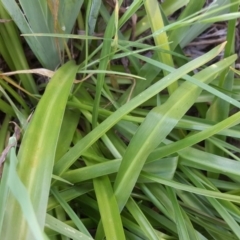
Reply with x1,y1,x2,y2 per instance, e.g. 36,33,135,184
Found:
1,0,240,239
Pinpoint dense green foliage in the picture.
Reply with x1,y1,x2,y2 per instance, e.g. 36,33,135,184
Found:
1,0,240,239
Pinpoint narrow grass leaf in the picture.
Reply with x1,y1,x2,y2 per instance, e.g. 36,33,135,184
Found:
181,167,240,238
45,214,93,240
62,154,177,185
126,197,159,240
200,12,240,23
205,0,239,178
55,109,80,162
118,0,143,28
87,0,101,36
51,188,91,237
51,175,73,186
169,0,206,49
148,109,240,162
144,0,177,94
141,172,240,203
0,136,46,240
133,54,240,109
0,86,27,127
0,3,38,96
179,147,240,178
47,184,93,211
162,0,189,16
92,1,122,128
1,61,78,239
93,176,126,240
167,187,191,240
79,69,145,80
62,159,121,184
114,43,227,211
0,134,13,230
54,43,226,177
2,0,83,69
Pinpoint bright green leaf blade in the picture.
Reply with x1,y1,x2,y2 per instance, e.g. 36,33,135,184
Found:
114,43,227,211
126,197,159,240
0,136,47,240
1,61,78,240
51,188,91,237
167,187,191,240
94,176,126,240
54,42,226,178
141,173,240,203
45,214,93,240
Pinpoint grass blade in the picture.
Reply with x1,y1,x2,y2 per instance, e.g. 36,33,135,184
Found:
0,61,78,239
114,43,227,211
54,43,226,177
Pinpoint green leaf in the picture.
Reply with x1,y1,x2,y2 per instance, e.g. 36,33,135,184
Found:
0,61,78,240
1,0,83,69
45,214,94,240
114,43,227,211
54,42,226,179
0,136,47,240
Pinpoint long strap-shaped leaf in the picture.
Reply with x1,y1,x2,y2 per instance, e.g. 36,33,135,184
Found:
54,43,226,177
1,61,78,240
113,46,230,211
